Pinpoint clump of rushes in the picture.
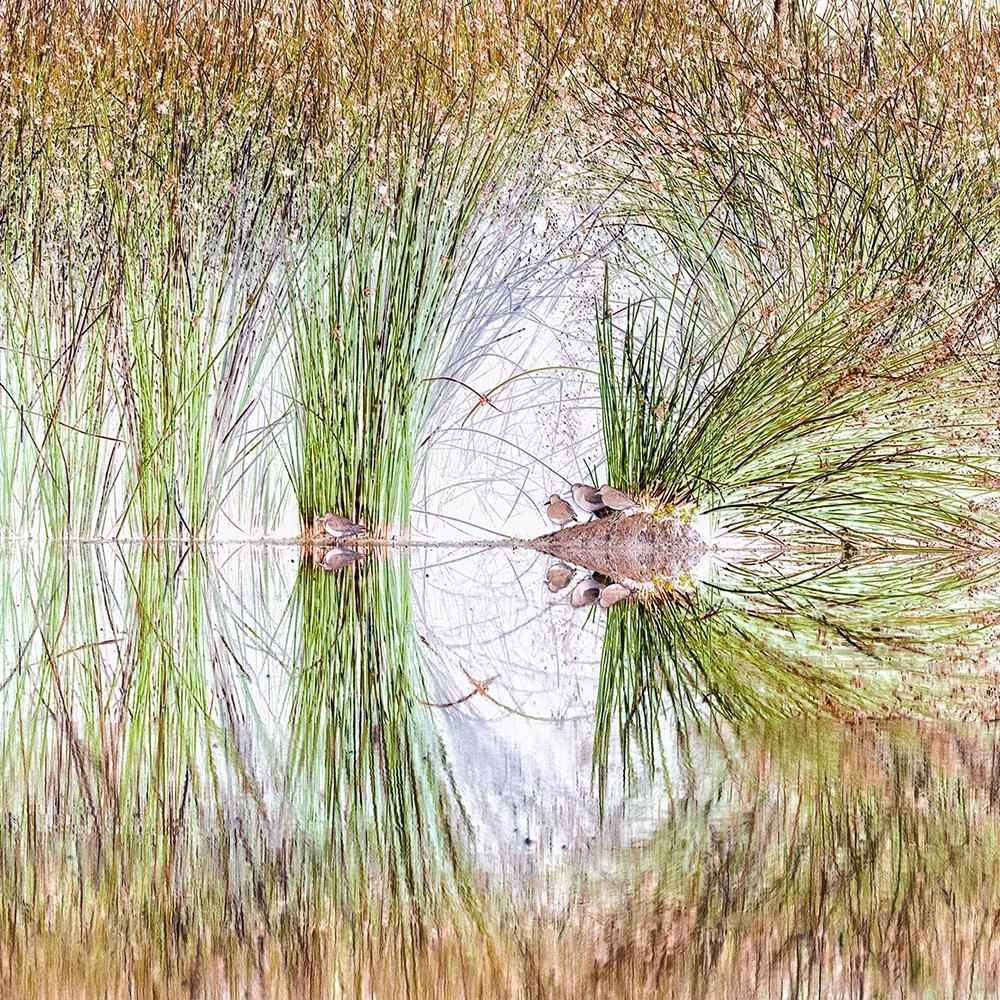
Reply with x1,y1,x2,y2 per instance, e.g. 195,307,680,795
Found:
0,1,563,538
584,2,1000,548
1,237,117,539
0,144,288,539
578,2,1000,313
597,264,1000,548
287,101,518,533
0,17,304,538
107,167,285,539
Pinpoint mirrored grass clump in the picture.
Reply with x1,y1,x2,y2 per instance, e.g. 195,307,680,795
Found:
6,1,1000,997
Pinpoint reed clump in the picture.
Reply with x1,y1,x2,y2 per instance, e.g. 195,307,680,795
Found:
285,107,523,532
583,3,1000,547
0,0,573,538
6,2,1000,540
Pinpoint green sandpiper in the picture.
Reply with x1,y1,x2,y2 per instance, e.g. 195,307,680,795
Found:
318,512,366,539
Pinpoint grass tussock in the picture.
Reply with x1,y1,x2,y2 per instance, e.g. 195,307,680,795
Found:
5,2,1000,537
587,2,1000,546
286,114,520,530
597,271,1000,547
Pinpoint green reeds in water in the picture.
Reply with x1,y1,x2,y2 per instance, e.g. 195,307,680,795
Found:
597,266,1000,546
0,242,115,539
590,2,1000,548
107,178,285,539
287,111,514,532
0,124,288,539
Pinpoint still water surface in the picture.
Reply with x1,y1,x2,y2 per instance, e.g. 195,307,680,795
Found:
2,542,999,997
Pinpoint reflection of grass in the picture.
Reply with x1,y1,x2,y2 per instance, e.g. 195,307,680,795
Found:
594,592,881,805
566,717,1000,1000
595,552,1000,805
0,545,278,992
0,545,507,998
285,552,513,996
4,546,1000,996
287,556,476,926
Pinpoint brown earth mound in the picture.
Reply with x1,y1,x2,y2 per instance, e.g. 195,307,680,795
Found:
526,512,706,584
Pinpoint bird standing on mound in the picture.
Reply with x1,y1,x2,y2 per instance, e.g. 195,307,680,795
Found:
571,483,605,514
317,512,366,539
570,576,603,608
598,485,639,512
545,494,577,526
546,562,575,592
599,583,632,608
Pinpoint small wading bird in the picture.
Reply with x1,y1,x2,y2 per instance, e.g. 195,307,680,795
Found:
570,576,603,608
317,512,366,539
571,483,605,514
545,494,577,526
599,582,632,608
598,485,638,512
546,562,575,592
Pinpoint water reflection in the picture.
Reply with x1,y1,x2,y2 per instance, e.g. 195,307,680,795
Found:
287,553,493,995
0,544,285,994
1,543,999,996
555,716,1000,999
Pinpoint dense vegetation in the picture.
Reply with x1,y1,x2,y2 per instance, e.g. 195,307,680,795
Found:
4,1,1000,545
4,2,1000,997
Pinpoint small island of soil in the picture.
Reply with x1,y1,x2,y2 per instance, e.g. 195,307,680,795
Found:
526,512,706,584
